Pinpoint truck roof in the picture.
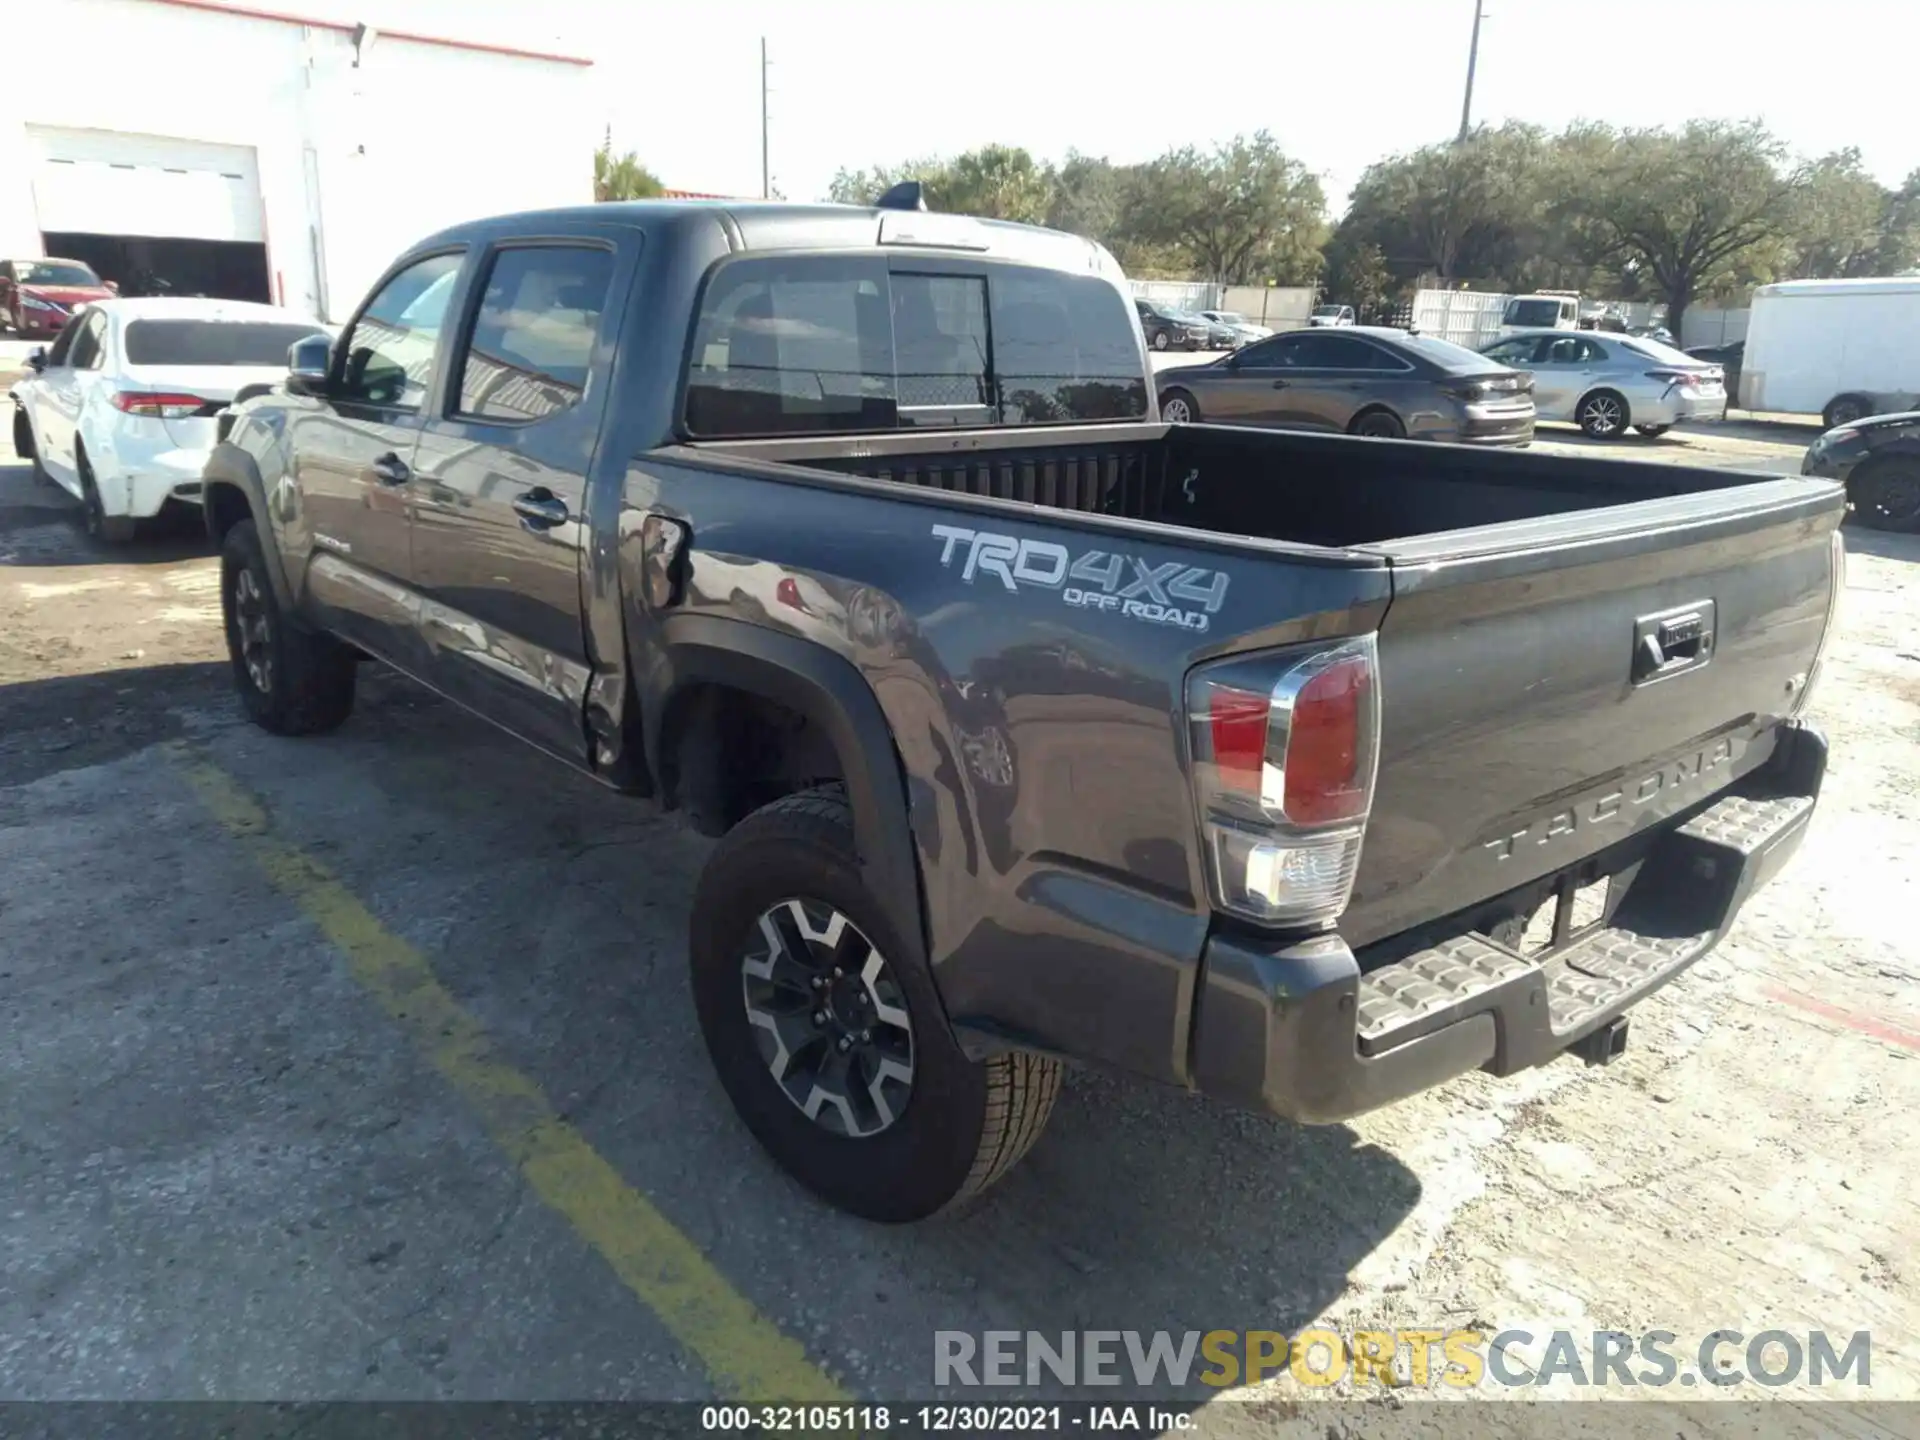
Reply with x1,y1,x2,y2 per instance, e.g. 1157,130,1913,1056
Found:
1755,276,1920,299
411,200,1119,276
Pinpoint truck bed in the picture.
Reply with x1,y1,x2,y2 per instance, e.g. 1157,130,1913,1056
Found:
700,420,1768,551
693,419,1843,961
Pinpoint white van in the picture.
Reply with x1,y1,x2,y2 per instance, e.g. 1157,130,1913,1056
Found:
1500,294,1581,336
1740,276,1920,427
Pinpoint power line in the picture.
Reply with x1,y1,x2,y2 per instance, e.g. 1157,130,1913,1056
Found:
1457,2,1486,142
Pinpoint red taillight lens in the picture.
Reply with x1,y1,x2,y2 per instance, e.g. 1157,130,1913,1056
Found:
113,391,206,418
1207,686,1271,794
1280,656,1372,823
775,576,810,613
1186,635,1381,925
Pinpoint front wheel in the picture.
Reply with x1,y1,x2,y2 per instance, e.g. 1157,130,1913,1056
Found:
221,518,357,734
1160,389,1198,425
1151,331,1170,352
1849,459,1920,533
691,787,1062,1222
1634,424,1671,438
1577,390,1629,440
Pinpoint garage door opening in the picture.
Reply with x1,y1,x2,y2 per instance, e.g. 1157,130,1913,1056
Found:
41,232,269,303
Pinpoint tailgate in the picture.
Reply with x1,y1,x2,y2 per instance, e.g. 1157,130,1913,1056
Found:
1341,476,1843,949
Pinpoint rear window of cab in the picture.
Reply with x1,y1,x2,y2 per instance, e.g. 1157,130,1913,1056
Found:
681,254,1148,438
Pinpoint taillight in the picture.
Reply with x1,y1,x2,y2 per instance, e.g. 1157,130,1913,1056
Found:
1646,370,1699,389
1186,635,1381,926
113,392,206,418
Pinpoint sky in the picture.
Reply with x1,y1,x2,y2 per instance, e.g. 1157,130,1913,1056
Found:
300,0,1920,210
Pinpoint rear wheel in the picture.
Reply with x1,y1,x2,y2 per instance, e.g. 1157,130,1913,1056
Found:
1351,408,1406,439
1848,459,1920,533
77,450,136,544
1159,389,1199,425
221,518,358,734
1577,390,1629,440
1634,424,1671,438
691,787,1062,1222
1824,395,1871,430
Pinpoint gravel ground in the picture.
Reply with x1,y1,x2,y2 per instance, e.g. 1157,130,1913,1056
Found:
1,418,1914,1428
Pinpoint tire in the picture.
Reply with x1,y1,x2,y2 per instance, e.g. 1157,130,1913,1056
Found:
1848,459,1920,533
1350,408,1406,439
1824,396,1872,430
76,450,137,544
1160,388,1199,425
1151,330,1170,352
1634,424,1671,438
12,407,49,485
690,787,1062,1222
1577,390,1629,440
220,518,357,734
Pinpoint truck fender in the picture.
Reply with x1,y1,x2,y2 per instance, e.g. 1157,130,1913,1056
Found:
644,613,927,973
201,442,297,615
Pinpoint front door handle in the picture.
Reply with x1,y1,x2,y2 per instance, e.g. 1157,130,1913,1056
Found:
1270,379,1290,389
512,488,569,529
370,452,411,486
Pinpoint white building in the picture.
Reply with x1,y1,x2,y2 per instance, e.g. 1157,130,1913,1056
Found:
0,0,598,323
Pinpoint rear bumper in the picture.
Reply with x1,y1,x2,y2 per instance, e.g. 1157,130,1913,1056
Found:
99,443,213,517
1189,723,1826,1124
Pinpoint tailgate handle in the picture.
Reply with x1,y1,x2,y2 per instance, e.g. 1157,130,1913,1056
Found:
1632,601,1715,685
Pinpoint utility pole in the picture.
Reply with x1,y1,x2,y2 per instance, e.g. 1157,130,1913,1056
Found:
1457,2,1485,142
760,37,770,199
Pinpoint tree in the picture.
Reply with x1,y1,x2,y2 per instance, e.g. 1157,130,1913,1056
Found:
1788,150,1895,278
828,159,945,206
1339,123,1547,284
1130,132,1326,284
940,145,1054,223
1872,168,1920,274
1320,237,1394,318
594,141,664,202
1556,121,1806,345
1046,153,1128,240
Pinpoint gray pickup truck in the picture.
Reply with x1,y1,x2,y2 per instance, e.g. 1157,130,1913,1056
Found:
202,196,1844,1222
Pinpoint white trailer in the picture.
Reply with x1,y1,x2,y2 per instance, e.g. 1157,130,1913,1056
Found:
1740,277,1920,427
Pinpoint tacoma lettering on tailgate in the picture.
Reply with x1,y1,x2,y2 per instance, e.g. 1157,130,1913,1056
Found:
931,524,1230,633
1482,734,1742,861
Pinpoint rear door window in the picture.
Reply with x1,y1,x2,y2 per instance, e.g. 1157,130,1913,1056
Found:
454,245,614,423
683,256,1147,437
124,320,326,366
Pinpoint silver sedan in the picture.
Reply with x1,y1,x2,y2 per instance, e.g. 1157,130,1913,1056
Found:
1478,329,1727,439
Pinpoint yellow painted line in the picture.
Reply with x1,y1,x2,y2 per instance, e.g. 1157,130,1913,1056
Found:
168,746,846,1404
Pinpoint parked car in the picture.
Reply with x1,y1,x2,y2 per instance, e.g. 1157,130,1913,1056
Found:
1801,410,1920,531
1308,304,1355,327
1479,329,1726,440
1187,312,1240,350
1687,341,1744,403
1135,299,1207,351
0,258,116,340
1199,310,1271,347
1628,325,1676,347
202,198,1838,1223
1499,293,1581,336
9,297,327,542
1156,326,1535,445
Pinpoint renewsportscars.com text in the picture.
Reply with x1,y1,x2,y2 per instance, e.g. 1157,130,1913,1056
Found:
933,1328,1872,1390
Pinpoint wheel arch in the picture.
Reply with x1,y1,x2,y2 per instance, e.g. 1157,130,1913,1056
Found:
202,442,297,612
1347,402,1404,434
644,615,926,969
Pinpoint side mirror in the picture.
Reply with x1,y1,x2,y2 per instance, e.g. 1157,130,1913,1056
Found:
104,280,120,294
27,346,47,373
284,334,332,396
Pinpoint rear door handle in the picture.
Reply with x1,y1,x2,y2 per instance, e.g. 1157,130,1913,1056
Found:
1270,379,1289,389
370,452,410,486
512,488,569,528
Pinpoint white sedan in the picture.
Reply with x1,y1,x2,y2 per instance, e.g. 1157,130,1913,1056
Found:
9,297,327,542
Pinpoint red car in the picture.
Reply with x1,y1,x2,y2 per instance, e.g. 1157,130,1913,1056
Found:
0,258,117,340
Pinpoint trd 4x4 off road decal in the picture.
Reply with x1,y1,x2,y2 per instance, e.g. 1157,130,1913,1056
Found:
931,524,1230,633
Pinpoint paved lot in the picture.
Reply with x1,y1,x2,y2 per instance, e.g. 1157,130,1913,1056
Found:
2,416,1916,1428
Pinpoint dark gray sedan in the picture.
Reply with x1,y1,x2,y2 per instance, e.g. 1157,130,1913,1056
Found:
1156,327,1535,445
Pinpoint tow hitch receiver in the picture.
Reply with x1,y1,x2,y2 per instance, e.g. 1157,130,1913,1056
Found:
1571,1016,1629,1066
